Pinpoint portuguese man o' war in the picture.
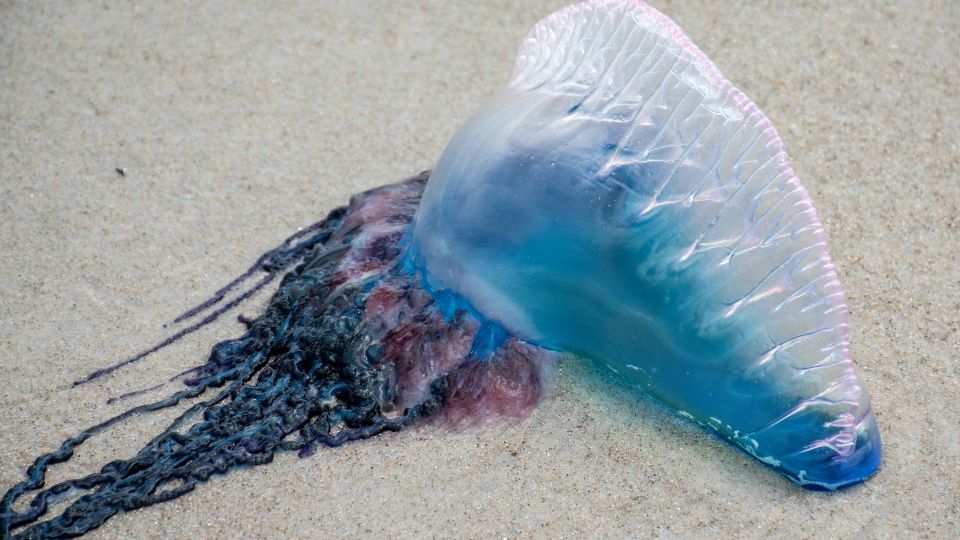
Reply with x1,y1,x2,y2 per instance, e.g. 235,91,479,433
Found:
2,1,880,537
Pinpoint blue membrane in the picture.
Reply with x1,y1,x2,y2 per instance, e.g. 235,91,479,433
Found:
408,0,881,490
399,249,513,360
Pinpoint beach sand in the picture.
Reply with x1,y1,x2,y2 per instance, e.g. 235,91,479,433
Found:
1,1,957,537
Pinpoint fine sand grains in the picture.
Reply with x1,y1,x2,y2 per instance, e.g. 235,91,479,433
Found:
1,1,958,538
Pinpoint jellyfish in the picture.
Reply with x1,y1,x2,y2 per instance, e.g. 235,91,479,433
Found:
1,1,881,537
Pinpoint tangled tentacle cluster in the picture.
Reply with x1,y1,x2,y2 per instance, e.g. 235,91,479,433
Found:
1,173,556,539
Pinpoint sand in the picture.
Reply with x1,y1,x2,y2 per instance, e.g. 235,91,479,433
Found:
1,1,957,538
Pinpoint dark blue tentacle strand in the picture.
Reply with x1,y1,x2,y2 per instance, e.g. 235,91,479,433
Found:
1,175,445,539
71,207,348,387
